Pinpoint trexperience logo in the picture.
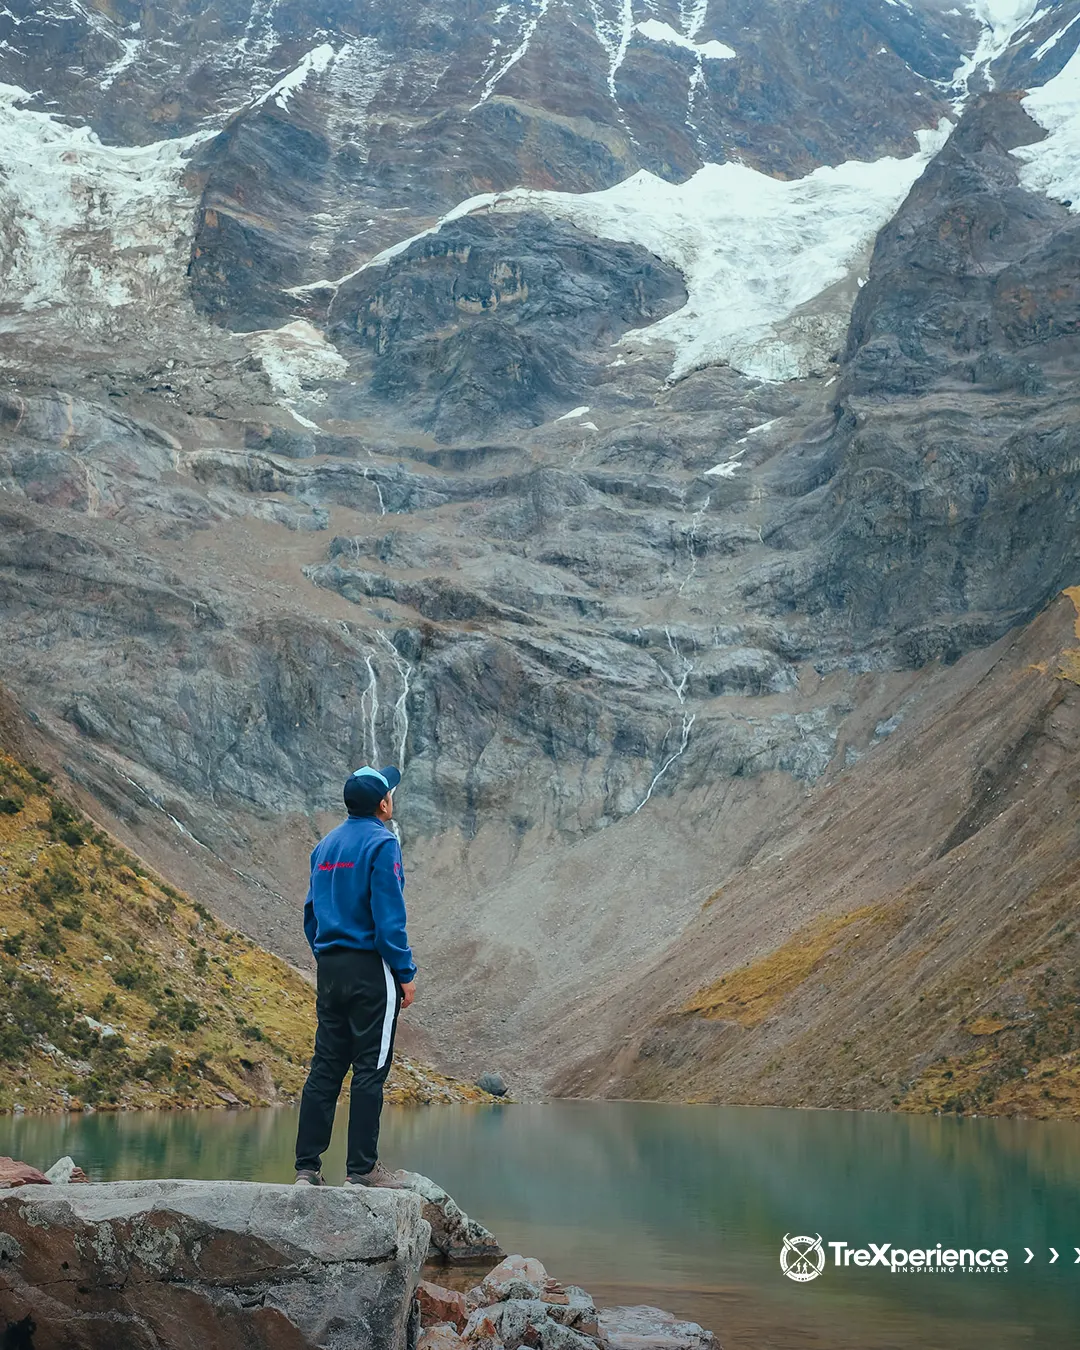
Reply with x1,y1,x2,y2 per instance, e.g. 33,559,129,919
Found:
781,1235,826,1282
781,1238,1010,1281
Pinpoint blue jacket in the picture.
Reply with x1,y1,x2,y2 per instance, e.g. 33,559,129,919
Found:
303,815,417,984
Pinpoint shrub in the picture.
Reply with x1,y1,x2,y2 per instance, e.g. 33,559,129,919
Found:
37,917,65,956
31,864,81,909
150,997,201,1033
1,932,25,958
143,1045,174,1079
0,962,80,1063
0,795,23,815
46,799,84,847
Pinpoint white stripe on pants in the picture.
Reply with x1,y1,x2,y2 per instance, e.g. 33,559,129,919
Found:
377,958,397,1070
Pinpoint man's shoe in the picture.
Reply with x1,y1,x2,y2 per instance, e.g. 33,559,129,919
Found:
294,1169,324,1186
343,1161,406,1189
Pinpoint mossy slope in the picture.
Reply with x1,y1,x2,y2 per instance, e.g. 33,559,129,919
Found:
0,750,488,1112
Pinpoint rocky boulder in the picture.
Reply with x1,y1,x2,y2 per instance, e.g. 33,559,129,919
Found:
416,1279,468,1332
400,1171,504,1264
597,1307,715,1350
43,1156,89,1185
0,1157,49,1189
0,1179,429,1350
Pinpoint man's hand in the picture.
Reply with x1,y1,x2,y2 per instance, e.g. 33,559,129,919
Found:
399,980,416,1010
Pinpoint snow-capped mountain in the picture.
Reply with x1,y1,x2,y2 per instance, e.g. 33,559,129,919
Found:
1,1,1079,1092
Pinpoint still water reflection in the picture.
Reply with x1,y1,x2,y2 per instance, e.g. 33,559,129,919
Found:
3,1102,1079,1350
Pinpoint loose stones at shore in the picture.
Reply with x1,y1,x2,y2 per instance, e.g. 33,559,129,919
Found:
419,1254,715,1350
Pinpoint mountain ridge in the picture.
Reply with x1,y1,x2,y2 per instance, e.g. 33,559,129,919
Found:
0,1,1079,1109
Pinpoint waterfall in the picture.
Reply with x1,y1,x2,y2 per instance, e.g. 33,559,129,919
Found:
377,631,413,768
360,655,380,765
632,712,696,815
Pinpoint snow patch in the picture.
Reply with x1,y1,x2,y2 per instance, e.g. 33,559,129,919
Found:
287,407,321,431
0,83,211,327
254,42,336,111
99,35,141,90
249,320,348,399
556,405,591,421
952,0,1041,94
1013,41,1080,208
299,130,952,383
474,0,551,107
588,0,636,100
636,18,735,60
1031,11,1080,62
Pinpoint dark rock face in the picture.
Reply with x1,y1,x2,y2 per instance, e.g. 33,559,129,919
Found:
746,94,1080,665
0,1179,429,1350
328,215,687,441
843,96,1073,397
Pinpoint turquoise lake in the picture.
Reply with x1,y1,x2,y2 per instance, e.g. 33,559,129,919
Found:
3,1101,1079,1349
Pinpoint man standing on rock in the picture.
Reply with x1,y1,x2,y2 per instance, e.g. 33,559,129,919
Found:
294,765,417,1188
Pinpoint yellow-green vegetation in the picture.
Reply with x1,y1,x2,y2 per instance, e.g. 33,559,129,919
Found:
1057,586,1080,685
683,906,880,1027
0,750,490,1113
900,918,1080,1120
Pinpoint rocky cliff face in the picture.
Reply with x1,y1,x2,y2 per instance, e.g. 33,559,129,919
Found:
0,1,1079,1099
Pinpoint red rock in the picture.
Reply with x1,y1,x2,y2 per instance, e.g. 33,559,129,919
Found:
462,1311,505,1350
417,1279,468,1331
0,1157,50,1189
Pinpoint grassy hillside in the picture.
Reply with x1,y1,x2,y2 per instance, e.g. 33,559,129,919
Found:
0,749,489,1112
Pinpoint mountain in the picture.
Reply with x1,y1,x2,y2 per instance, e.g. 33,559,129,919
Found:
0,1,1079,1108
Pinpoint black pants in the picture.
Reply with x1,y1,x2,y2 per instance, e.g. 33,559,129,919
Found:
295,948,402,1177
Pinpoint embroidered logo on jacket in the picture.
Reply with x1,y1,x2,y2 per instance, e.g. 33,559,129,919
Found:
317,860,355,872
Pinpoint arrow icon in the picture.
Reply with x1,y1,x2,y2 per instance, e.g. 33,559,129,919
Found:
1025,1248,1034,1263
1074,1248,1080,1263
1050,1248,1059,1264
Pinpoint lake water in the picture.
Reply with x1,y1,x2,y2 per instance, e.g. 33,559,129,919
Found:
3,1102,1079,1349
